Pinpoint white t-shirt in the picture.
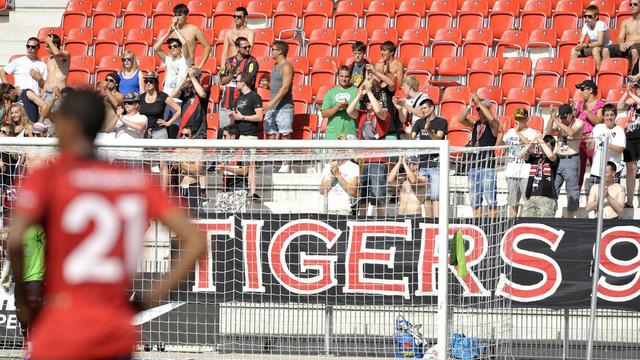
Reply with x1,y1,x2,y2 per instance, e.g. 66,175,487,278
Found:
163,56,188,97
115,113,147,140
503,127,540,178
590,123,626,177
3,56,47,96
581,20,611,46
322,160,359,212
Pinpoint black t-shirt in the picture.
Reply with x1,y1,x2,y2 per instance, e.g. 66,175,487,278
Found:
180,87,210,139
412,116,448,168
223,159,248,191
468,119,497,169
235,91,262,136
525,150,559,198
626,103,640,139
139,92,169,129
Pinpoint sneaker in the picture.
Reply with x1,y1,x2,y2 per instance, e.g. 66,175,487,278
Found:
251,193,262,202
278,164,290,173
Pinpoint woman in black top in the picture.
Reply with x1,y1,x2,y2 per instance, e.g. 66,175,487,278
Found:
139,71,181,139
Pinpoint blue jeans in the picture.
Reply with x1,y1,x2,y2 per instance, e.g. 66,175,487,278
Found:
555,155,580,212
468,167,497,209
419,167,440,201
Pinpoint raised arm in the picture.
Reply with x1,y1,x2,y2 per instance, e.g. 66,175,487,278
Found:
347,85,365,119
153,30,172,61
44,35,70,59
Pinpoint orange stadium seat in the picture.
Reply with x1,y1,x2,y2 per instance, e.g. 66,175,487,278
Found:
398,28,429,65
290,56,310,85
94,28,123,59
137,55,156,72
468,57,499,92
70,54,96,73
213,30,227,65
596,58,628,101
206,113,219,139
368,28,398,63
520,0,550,33
488,0,519,41
185,1,209,28
426,0,456,33
495,29,529,58
532,57,564,98
314,84,332,109
477,85,504,105
66,0,92,15
337,29,368,65
504,87,536,115
395,1,424,37
365,0,395,32
306,28,336,60
564,57,596,92
96,55,120,80
440,86,471,122
461,28,493,63
448,129,472,161
406,56,436,85
273,1,302,39
310,57,338,96
431,28,461,68
526,29,557,66
67,69,92,88
500,57,531,95
91,0,121,32
292,85,313,114
67,27,94,44
457,0,488,36
422,84,441,104
538,87,569,106
256,56,274,86
302,0,331,35
557,29,581,64
63,12,88,36
213,1,240,37
438,56,467,82
151,2,176,38
527,115,544,132
590,0,615,19
246,0,273,28
333,0,363,35
123,3,151,32
606,87,626,105
124,28,153,56
37,27,64,58
551,1,580,36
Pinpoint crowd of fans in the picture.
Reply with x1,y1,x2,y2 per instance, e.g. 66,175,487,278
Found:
1,3,640,219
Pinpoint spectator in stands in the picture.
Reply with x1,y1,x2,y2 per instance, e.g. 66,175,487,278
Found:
586,104,626,195
174,67,208,139
394,75,430,130
368,41,404,139
387,155,425,216
0,37,47,96
603,1,640,75
321,65,358,140
154,33,189,99
545,104,584,218
114,92,147,140
229,71,263,200
9,103,32,137
40,34,69,111
219,36,259,129
349,41,369,87
617,81,640,207
0,83,15,123
571,5,611,70
319,136,360,215
457,94,500,218
139,71,181,139
503,108,541,217
215,124,250,213
220,7,255,63
574,79,604,193
30,122,49,138
118,51,144,96
264,41,294,144
347,71,390,217
170,3,210,69
94,81,118,139
406,98,447,217
102,72,124,111
3,83,46,123
173,126,204,215
586,161,626,218
520,134,559,217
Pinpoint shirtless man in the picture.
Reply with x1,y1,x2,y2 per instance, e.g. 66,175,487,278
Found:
387,156,425,216
173,127,205,215
170,4,211,69
39,35,69,107
220,7,255,62
367,41,404,138
603,1,640,74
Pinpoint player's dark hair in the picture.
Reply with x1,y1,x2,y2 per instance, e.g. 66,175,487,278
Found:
380,41,396,53
352,41,366,53
27,37,40,46
602,103,617,117
56,90,104,142
585,4,599,16
419,98,435,108
607,161,617,173
235,37,249,47
173,3,189,15
223,124,241,139
235,7,248,16
273,40,289,56
543,134,556,149
167,38,182,47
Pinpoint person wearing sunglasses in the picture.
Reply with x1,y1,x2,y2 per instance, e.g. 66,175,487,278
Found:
571,5,611,71
165,3,210,69
220,7,255,63
99,72,124,117
117,50,144,96
139,71,181,139
219,36,259,128
545,104,585,219
114,92,147,140
0,37,47,97
154,31,189,102
603,1,640,75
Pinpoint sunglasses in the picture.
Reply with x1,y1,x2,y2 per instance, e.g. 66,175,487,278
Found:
32,132,44,137
233,15,244,19
144,79,155,84
168,44,181,49
122,58,133,62
180,133,192,137
583,14,594,18
26,44,39,49
106,78,116,83
239,45,251,50
631,2,639,5
0,130,8,135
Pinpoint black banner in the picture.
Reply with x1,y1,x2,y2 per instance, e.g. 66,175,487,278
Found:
184,216,640,311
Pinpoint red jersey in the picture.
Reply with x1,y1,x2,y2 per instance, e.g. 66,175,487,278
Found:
15,151,174,360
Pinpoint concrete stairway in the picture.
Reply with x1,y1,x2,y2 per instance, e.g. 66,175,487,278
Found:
0,0,67,66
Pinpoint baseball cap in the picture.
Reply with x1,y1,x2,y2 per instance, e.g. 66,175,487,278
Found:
106,71,121,84
407,155,419,164
124,92,141,103
514,108,528,118
558,104,573,118
143,71,159,79
575,79,598,92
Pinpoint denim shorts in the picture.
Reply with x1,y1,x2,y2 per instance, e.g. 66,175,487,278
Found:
359,162,388,206
264,106,293,135
419,167,440,201
468,167,497,209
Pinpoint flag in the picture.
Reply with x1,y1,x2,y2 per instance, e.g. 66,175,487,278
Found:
449,231,468,278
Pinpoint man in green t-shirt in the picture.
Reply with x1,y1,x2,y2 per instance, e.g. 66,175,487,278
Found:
321,66,358,140
16,225,45,337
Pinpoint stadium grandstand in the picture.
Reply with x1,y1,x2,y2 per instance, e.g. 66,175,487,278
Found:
0,0,640,359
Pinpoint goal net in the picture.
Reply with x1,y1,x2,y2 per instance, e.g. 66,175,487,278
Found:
0,138,515,359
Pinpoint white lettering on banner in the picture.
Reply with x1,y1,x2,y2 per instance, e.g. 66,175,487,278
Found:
0,287,18,331
193,217,235,292
415,224,489,297
495,224,564,302
597,226,640,302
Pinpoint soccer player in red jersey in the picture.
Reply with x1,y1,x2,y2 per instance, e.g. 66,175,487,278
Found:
6,90,207,360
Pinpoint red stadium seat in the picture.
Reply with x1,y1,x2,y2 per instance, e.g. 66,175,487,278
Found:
65,28,94,57
66,0,92,16
63,12,88,36
137,55,156,72
526,29,557,66
431,28,462,68
461,28,493,63
333,0,363,36
500,57,531,95
406,56,436,85
185,1,209,28
564,57,596,92
213,1,239,37
290,56,310,85
538,87,569,106
398,28,429,65
94,28,123,59
590,0,615,18
96,55,120,80
596,58,628,101
422,84,441,104
438,56,467,82
489,0,519,41
557,29,582,64
395,1,424,37
551,1,580,36
532,57,564,98
123,9,149,34
124,28,153,56
306,28,336,60
310,57,338,96
70,55,96,73
458,0,488,36
365,1,395,32
91,0,121,32
504,87,536,116
527,115,544,132
368,29,399,63
273,0,302,40
495,30,529,58
520,0,550,33
426,0,456,33
606,87,626,105
440,86,471,124
246,0,273,28
302,1,331,36
337,29,368,65
448,129,472,161
477,85,504,105
292,85,313,114
468,57,499,92
67,69,92,88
